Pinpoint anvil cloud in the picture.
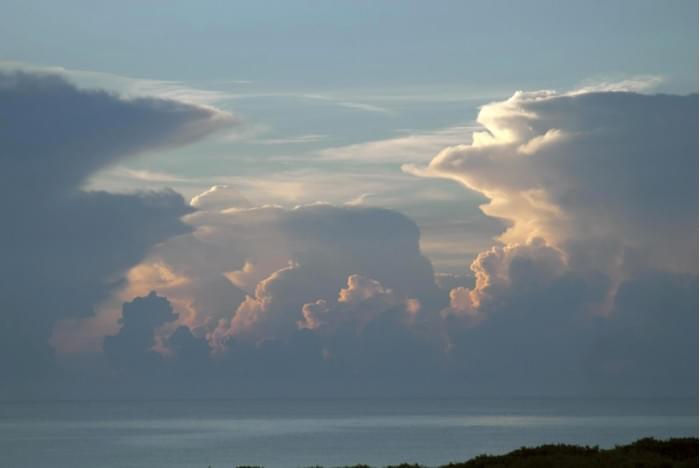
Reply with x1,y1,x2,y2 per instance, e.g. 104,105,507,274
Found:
1,72,696,399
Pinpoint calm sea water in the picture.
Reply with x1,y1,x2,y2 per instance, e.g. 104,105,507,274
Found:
0,398,696,468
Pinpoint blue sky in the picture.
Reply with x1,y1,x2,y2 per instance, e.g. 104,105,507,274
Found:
2,0,697,90
0,1,697,398
3,0,696,272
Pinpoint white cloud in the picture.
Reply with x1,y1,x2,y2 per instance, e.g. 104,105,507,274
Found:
190,185,253,210
252,134,327,145
0,60,240,107
111,167,190,183
405,88,698,277
298,274,420,332
570,75,663,95
318,125,478,163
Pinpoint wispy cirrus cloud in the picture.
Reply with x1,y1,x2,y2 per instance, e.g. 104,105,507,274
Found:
0,60,244,108
571,74,664,95
317,125,479,163
109,167,191,183
252,134,327,145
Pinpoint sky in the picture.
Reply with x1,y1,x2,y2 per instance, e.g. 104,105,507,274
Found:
0,0,697,399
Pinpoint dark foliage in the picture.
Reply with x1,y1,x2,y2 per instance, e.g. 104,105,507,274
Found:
307,438,698,468
442,437,698,468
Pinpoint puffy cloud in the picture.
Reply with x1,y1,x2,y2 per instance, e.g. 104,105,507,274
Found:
299,300,331,331
103,292,177,369
277,274,440,389
176,203,446,348
104,291,212,373
55,199,450,396
299,274,419,332
405,88,698,395
405,90,698,275
338,274,392,304
0,71,234,398
450,239,567,313
213,263,303,344
4,73,696,399
88,292,214,396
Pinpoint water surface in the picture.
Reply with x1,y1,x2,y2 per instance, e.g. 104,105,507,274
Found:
1,398,696,467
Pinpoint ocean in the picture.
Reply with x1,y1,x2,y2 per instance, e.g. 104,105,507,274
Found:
0,398,696,467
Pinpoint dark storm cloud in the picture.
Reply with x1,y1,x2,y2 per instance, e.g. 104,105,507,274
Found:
587,272,698,396
0,71,234,398
74,205,451,398
1,73,696,400
103,292,178,370
0,71,232,198
405,89,699,396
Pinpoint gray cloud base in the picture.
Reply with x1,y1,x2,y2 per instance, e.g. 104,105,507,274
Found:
0,73,696,399
0,72,232,398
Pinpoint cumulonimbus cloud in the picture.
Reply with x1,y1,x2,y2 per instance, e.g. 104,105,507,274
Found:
0,71,236,398
5,72,696,399
53,87,697,398
404,88,698,395
404,89,698,276
107,201,446,347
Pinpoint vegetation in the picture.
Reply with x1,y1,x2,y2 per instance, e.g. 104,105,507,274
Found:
440,437,698,468
275,437,699,468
